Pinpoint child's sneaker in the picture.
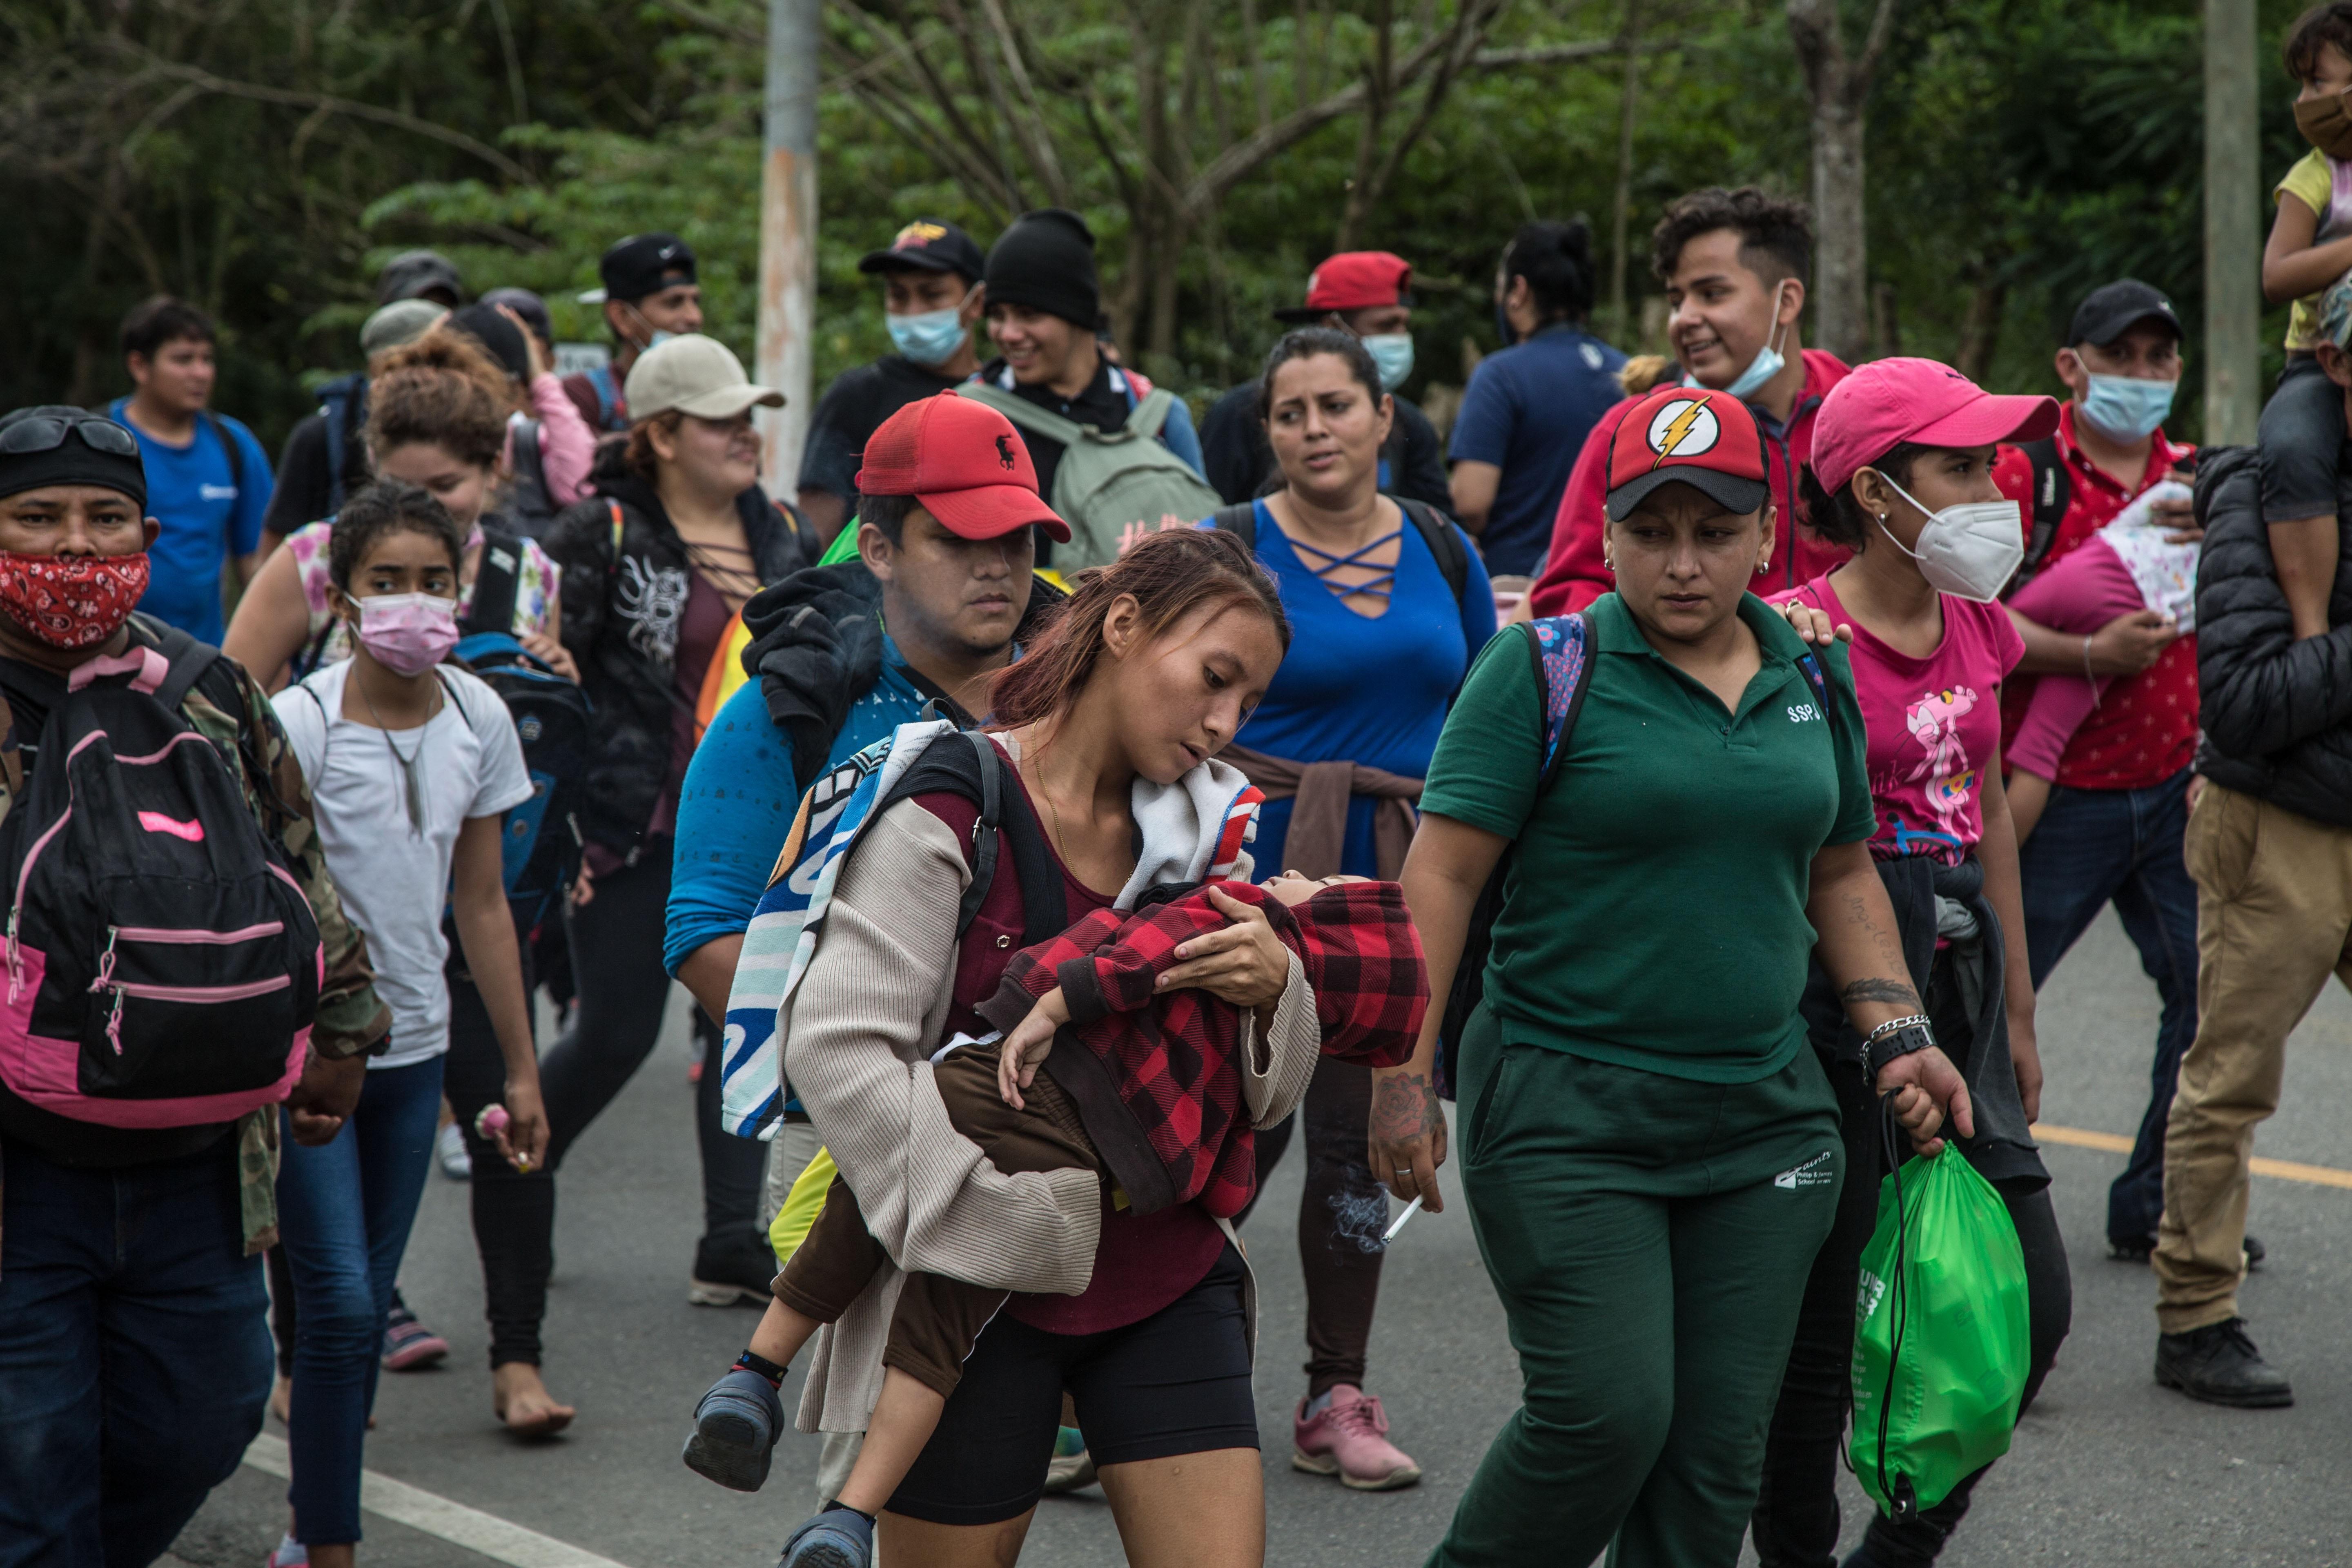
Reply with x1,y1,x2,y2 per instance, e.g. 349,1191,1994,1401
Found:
778,1504,873,1568
381,1294,449,1371
1292,1385,1421,1490
682,1366,784,1492
1040,1425,1096,1493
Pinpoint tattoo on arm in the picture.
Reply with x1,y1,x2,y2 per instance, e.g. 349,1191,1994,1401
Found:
1840,977,1923,1009
1370,1072,1443,1143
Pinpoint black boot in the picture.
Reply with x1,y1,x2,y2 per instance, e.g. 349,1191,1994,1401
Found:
2155,1317,2293,1408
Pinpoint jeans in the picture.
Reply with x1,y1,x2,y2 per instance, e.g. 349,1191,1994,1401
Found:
1240,1056,1390,1397
538,854,764,1246
2258,354,2340,524
0,1137,272,1568
2017,767,2199,1246
1751,1061,2074,1568
276,1056,445,1546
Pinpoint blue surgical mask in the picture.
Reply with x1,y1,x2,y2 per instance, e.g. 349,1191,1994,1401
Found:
887,307,969,368
1724,281,1793,401
1361,333,1415,391
2078,370,2177,443
644,329,677,352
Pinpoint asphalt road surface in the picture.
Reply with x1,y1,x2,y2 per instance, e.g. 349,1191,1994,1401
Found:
169,907,2352,1568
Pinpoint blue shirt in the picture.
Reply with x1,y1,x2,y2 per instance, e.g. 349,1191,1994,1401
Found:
109,401,272,644
663,633,933,974
1445,325,1626,577
1230,499,1497,877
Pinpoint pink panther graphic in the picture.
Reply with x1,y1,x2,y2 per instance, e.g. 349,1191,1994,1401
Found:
1904,686,1979,840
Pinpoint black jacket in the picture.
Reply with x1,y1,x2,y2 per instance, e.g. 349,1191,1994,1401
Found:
2192,444,2352,829
737,558,1067,798
545,448,816,857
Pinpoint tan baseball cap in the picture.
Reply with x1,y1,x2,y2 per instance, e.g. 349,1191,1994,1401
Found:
622,334,785,422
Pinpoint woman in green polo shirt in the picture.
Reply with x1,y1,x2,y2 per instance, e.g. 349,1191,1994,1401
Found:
1379,386,1975,1568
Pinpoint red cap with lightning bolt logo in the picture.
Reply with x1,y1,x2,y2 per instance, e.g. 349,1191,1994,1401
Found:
1602,384,1770,521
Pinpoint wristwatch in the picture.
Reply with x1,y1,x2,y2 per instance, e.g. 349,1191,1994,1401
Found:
1860,1014,1935,1082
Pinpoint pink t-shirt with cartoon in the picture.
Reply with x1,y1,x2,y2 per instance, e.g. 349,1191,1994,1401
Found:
1771,573,2024,865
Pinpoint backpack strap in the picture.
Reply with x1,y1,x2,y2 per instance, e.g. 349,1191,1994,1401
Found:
604,499,626,578
2011,436,2072,590
1123,388,1178,441
1209,502,1258,550
143,621,219,713
1397,498,1471,609
1518,612,1595,795
958,728,1006,938
955,383,1089,448
874,730,1069,947
201,412,246,502
468,526,525,637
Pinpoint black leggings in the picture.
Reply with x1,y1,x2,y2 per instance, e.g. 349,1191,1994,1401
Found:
1750,1058,2074,1568
1238,1055,1386,1398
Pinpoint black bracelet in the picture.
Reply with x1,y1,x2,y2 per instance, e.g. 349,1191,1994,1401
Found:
734,1348,789,1385
1861,1020,1937,1082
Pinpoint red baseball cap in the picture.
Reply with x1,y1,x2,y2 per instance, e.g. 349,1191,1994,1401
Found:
1274,252,1413,323
1809,357,2059,496
853,393,1070,541
1604,385,1771,521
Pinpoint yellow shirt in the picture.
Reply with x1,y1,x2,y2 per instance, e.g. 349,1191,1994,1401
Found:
2277,148,2345,351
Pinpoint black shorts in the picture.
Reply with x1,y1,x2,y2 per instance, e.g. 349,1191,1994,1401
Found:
885,1243,1258,1526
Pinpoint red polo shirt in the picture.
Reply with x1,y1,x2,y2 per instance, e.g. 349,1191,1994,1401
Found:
1992,403,2198,791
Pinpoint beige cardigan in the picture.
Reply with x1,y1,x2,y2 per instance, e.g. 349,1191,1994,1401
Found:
784,797,1321,1432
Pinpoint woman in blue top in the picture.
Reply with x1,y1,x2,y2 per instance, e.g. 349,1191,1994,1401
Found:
1210,327,1493,1491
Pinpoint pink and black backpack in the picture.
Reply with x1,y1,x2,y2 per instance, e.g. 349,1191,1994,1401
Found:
0,621,322,1127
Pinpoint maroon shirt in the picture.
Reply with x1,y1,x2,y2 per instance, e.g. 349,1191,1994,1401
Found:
917,756,1230,1336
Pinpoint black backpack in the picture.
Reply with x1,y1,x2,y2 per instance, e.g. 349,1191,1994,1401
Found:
873,728,1067,948
1212,498,1473,609
0,622,323,1127
453,527,592,935
2007,437,2073,593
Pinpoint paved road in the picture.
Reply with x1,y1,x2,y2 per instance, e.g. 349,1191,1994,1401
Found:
171,908,2352,1568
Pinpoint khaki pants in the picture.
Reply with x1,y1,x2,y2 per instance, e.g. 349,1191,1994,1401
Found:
2154,783,2352,1332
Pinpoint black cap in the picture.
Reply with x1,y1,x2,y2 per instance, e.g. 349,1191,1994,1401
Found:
449,303,533,383
377,250,465,306
2068,279,2184,349
859,219,987,284
479,287,553,347
984,209,1100,329
0,407,147,509
597,233,698,304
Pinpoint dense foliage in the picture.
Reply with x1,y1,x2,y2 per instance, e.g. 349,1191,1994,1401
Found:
0,0,2321,457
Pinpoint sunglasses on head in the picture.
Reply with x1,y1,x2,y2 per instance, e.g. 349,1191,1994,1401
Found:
0,416,141,459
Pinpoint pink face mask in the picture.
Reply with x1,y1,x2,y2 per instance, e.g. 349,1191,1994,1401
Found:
353,592,459,676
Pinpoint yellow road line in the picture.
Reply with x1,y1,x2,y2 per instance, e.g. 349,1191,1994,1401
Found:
2034,1123,2352,1190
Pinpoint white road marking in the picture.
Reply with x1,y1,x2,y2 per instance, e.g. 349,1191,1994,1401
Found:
241,1434,632,1568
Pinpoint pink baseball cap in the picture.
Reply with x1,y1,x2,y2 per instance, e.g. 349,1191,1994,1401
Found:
1809,358,2060,497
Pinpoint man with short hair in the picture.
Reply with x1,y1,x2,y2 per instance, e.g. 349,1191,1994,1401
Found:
969,207,1204,558
1528,187,1851,612
0,407,389,1568
795,219,991,545
2142,274,2352,1409
1990,280,2210,1265
563,232,704,432
1197,252,1452,515
261,297,448,546
109,296,272,643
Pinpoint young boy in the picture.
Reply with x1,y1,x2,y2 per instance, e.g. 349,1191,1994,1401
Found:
682,871,1425,1566
2259,2,2352,641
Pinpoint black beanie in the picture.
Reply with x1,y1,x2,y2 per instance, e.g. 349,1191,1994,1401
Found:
450,303,533,383
0,407,147,510
984,209,1100,328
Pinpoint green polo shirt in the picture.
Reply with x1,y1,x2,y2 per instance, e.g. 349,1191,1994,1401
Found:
1421,591,1875,1084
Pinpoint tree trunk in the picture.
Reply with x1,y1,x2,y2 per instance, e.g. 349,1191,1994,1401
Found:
1606,0,1642,344
1806,78,1866,360
1787,0,1899,365
1955,277,2006,381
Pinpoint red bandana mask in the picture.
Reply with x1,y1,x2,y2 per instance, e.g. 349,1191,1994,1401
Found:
0,551,150,649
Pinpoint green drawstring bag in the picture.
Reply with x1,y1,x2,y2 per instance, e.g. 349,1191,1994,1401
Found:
1849,1129,2031,1519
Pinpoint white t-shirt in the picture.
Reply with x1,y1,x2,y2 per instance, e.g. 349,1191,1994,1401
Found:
274,660,535,1070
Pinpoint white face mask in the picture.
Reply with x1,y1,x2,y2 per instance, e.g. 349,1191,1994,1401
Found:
1874,474,2025,603
1723,281,1794,401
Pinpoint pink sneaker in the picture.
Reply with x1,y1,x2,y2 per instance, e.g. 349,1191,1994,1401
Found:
1291,1385,1421,1490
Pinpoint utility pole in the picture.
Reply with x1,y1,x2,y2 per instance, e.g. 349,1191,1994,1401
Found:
757,0,819,498
2205,0,2259,445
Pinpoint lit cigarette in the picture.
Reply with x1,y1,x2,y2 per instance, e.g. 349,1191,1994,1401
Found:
1383,1194,1425,1243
